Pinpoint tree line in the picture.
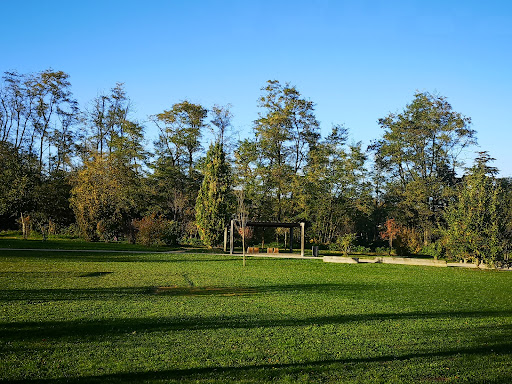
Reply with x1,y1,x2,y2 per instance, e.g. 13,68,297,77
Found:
1,69,510,267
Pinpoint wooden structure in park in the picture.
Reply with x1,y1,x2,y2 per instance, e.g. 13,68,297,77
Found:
225,221,306,257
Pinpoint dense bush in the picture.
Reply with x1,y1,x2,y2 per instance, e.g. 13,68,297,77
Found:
395,227,423,256
328,233,356,255
375,246,391,255
132,214,179,246
352,245,371,254
419,242,443,259
180,237,204,247
59,223,81,239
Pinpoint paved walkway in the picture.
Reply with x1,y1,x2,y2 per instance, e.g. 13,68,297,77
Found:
246,253,318,260
0,248,318,259
5,248,506,269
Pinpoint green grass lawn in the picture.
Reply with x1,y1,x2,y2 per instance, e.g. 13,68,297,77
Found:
0,232,180,252
0,247,511,383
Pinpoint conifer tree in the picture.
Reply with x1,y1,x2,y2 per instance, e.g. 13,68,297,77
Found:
195,141,232,248
443,152,508,267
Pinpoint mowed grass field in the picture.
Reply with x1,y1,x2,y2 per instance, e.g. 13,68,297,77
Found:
0,247,511,383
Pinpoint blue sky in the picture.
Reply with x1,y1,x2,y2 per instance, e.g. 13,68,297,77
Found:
2,0,512,175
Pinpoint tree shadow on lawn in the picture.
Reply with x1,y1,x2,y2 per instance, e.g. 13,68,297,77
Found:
0,286,154,302
152,282,377,296
2,306,511,342
0,251,239,263
4,340,512,384
0,282,377,302
0,271,115,278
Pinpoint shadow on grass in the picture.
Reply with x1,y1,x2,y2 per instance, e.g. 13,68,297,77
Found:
0,251,240,263
0,271,115,278
2,307,511,342
0,286,155,302
3,341,512,383
153,282,375,296
0,283,373,302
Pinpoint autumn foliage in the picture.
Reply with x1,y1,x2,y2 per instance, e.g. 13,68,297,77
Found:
131,214,179,246
380,218,399,249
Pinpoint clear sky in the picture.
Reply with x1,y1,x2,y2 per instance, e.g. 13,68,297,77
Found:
2,0,511,175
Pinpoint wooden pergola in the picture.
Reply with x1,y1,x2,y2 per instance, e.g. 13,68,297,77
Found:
225,221,306,257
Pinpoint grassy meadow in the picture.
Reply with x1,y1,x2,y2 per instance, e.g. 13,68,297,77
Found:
0,232,179,252
0,243,511,383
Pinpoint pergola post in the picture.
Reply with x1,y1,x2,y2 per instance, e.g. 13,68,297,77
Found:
223,227,228,252
289,227,293,253
230,219,234,255
228,221,305,256
300,222,305,257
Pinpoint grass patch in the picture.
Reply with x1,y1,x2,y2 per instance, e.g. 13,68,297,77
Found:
0,234,179,252
0,250,511,383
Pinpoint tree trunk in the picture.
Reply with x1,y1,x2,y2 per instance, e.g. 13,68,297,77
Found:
21,213,28,239
242,231,246,267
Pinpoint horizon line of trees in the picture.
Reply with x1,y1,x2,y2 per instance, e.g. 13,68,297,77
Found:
1,69,511,267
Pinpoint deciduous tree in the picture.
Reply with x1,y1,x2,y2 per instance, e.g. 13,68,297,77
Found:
151,101,208,239
372,91,476,244
300,125,372,244
154,101,207,176
70,154,141,241
0,142,38,229
250,80,320,221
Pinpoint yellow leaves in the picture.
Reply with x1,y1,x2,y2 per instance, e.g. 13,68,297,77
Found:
70,154,140,240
